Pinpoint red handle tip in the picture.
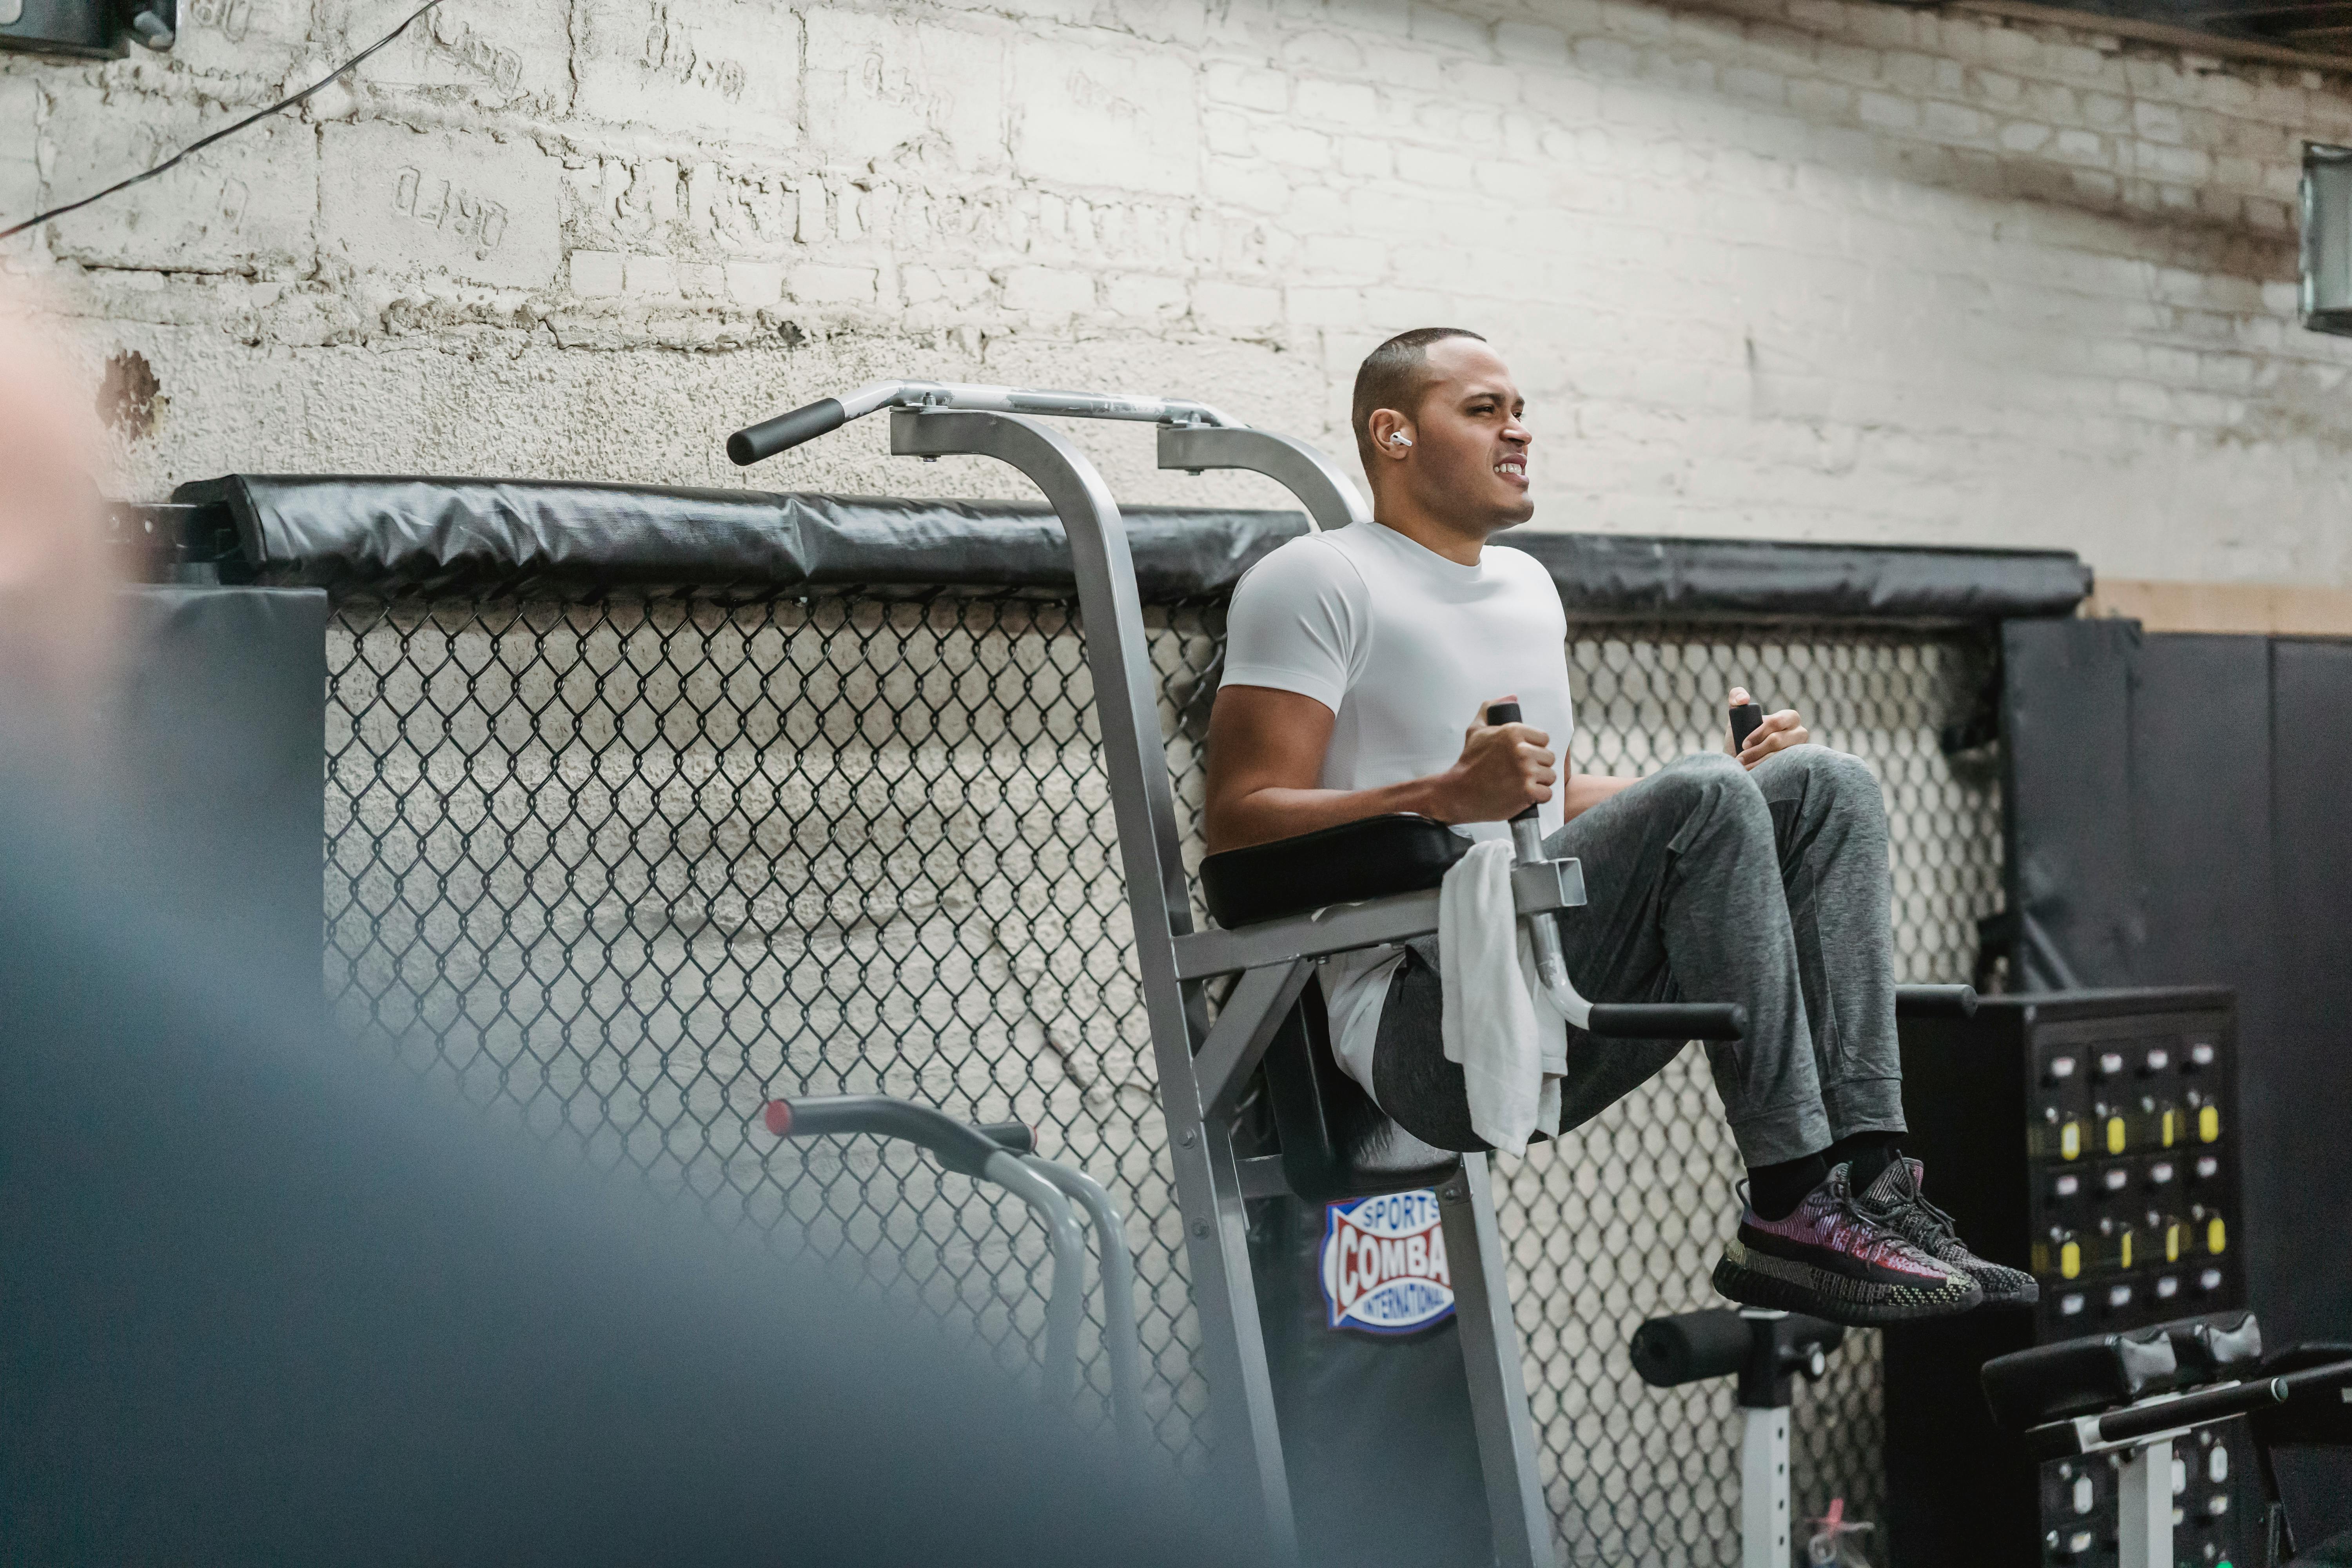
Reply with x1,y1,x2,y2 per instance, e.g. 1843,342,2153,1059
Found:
762,1100,793,1136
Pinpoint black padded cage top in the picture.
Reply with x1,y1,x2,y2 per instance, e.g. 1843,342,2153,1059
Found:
132,474,2081,1566
149,474,2089,621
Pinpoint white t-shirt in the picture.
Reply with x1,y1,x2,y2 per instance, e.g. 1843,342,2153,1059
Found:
1220,520,1576,1096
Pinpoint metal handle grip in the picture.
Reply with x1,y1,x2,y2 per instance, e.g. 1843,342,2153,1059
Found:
761,1094,1005,1178
2096,1377,2287,1446
728,398,846,465
2022,1359,2352,1458
1483,700,1543,825
1588,1002,1747,1040
1894,984,1979,1018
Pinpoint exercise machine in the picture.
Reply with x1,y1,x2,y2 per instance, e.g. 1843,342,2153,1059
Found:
1983,1310,2352,1568
1631,1307,1847,1568
2245,1341,2352,1566
728,380,1974,1563
731,378,1733,1563
1886,987,2247,1564
757,1093,1145,1446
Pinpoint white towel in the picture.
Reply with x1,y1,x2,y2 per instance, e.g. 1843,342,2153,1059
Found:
1438,839,1568,1156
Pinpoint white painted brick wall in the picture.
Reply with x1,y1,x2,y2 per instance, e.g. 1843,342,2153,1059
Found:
8,0,2352,584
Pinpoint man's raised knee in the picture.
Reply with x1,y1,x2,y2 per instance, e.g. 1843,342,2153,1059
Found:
1679,749,1755,795
1786,743,1881,800
1652,750,1771,832
1681,750,1748,782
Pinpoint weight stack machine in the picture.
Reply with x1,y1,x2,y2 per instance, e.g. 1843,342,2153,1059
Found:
1884,988,2251,1568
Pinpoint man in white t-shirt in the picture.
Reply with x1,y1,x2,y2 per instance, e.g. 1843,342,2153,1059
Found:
1203,328,2029,1327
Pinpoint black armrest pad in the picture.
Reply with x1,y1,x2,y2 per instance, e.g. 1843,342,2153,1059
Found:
2169,1311,2264,1381
1982,1327,2178,1431
1200,814,1468,930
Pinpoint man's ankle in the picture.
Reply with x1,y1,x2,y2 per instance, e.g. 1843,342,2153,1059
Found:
1746,1153,1828,1221
1825,1131,1902,1191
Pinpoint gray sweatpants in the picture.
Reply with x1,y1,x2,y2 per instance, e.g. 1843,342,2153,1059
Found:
1368,744,1906,1167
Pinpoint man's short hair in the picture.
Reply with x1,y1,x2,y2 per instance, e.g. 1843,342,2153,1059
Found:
1350,327,1487,467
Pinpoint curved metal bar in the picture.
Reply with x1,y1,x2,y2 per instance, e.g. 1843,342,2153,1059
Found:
1022,1156,1146,1452
890,408,1193,940
983,1149,1089,1407
1156,424,1371,534
844,379,1241,428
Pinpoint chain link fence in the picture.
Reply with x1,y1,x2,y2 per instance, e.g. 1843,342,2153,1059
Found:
324,587,2000,1565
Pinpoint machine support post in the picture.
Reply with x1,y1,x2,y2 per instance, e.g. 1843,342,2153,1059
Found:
1739,1405,1792,1568
2118,1439,2175,1568
1439,1156,1554,1568
1159,415,1552,1565
889,407,1298,1562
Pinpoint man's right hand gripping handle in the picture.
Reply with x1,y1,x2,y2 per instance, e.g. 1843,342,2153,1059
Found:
1482,703,1745,1043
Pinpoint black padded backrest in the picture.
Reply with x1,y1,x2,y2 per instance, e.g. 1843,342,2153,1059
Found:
1260,976,1456,1206
1201,814,1466,929
1982,1325,2178,1432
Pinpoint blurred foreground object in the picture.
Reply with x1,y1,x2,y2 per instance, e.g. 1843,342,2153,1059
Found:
0,283,118,750
0,772,1253,1568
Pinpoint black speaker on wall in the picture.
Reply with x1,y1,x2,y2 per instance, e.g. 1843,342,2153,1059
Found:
0,0,172,58
2306,143,2352,336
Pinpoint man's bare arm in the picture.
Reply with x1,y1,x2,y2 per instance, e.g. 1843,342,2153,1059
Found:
1204,686,1561,854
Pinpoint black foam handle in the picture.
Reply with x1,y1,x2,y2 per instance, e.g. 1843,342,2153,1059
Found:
2056,1374,2297,1457
1588,1002,1746,1041
727,397,847,466
1630,1308,1750,1387
1730,700,1764,753
1893,984,1979,1019
763,1095,1006,1178
1483,701,1541,824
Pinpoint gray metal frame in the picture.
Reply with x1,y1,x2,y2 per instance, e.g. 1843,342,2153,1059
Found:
980,1148,1090,1404
890,403,1558,1566
1020,1153,1147,1453
1739,1404,1792,1568
759,1096,1146,1441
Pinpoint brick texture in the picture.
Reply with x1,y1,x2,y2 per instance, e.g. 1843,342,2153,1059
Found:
5,0,2352,583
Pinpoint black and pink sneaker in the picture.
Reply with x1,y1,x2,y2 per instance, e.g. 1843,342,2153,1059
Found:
1855,1156,2040,1308
1713,1162,1983,1327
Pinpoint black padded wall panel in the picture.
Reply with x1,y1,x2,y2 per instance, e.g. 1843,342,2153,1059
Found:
2129,636,2278,993
107,587,329,984
2004,619,2350,1352
2004,619,2141,991
2129,637,2287,1342
2267,641,2352,1348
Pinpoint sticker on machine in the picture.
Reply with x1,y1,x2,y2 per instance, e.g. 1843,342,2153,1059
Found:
1320,1189,1454,1334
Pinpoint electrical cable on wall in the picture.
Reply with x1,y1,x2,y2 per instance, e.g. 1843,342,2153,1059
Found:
0,0,445,242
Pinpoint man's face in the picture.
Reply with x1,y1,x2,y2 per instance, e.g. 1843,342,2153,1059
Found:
1386,338,1534,531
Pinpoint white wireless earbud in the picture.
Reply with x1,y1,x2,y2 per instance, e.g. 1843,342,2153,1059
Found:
1387,433,1412,448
